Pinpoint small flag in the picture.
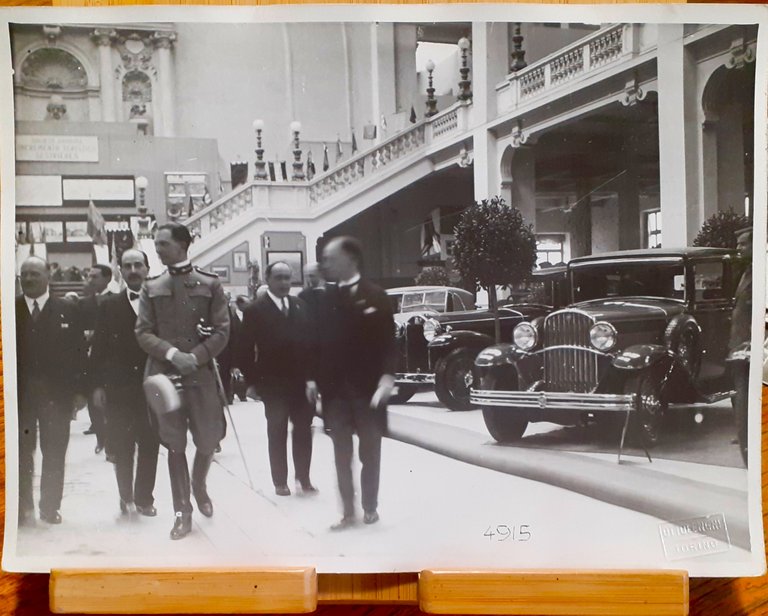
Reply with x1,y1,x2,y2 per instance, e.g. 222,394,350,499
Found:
335,137,343,163
87,200,108,246
307,150,316,180
409,105,417,123
363,124,377,140
110,233,123,290
323,144,330,172
351,130,358,155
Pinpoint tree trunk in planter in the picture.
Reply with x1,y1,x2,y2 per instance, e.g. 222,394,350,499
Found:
488,284,501,344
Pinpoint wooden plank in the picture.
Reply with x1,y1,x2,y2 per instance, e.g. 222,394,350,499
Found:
49,568,317,614
318,573,419,605
419,570,689,616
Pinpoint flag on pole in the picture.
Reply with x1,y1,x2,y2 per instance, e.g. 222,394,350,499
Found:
109,232,124,290
351,130,358,155
335,137,343,163
87,200,108,246
307,150,316,180
409,105,417,123
323,144,330,172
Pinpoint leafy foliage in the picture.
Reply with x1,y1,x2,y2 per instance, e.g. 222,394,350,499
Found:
452,196,538,291
414,266,451,287
693,209,750,249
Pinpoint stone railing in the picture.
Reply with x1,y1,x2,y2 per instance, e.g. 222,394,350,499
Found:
186,181,253,239
496,24,638,113
184,103,470,241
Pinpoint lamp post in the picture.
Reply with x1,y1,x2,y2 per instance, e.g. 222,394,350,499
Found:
252,119,268,180
425,59,438,118
510,23,527,72
290,120,305,181
134,176,152,238
457,37,472,101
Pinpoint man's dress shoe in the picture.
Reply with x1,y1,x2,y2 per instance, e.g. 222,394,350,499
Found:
136,504,157,517
330,515,357,531
363,510,380,525
40,510,62,524
275,485,291,496
299,482,318,494
170,512,192,540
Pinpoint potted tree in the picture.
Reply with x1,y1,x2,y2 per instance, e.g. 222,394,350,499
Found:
452,196,537,343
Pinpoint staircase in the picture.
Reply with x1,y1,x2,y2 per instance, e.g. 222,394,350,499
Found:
184,101,472,267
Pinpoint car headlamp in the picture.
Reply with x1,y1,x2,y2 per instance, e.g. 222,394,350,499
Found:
589,322,617,351
394,321,404,337
423,318,441,342
513,322,538,351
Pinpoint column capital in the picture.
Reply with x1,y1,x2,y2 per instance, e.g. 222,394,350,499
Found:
91,28,117,47
151,31,177,50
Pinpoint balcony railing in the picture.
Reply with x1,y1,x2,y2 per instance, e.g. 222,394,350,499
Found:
496,24,638,113
185,102,469,241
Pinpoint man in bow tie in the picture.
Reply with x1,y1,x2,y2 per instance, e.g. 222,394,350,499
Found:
306,237,396,530
238,261,315,496
135,223,230,540
16,256,87,526
90,249,159,519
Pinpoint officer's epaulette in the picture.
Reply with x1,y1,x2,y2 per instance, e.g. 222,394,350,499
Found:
194,266,218,278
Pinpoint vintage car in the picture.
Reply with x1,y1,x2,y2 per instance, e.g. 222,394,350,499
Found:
470,248,742,448
389,268,568,411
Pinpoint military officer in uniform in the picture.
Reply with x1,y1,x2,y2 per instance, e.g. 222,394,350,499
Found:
136,222,230,540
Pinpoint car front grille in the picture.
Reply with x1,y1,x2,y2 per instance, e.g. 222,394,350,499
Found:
543,310,598,393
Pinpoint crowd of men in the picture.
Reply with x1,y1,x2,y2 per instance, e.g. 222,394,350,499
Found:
16,222,396,539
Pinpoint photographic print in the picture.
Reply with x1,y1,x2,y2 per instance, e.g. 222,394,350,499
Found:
0,4,766,577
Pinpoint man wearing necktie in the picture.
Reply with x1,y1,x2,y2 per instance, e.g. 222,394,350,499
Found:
306,237,397,530
16,256,87,526
136,223,230,540
90,249,159,519
238,261,315,496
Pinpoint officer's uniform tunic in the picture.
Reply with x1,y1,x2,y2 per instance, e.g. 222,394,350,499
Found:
136,266,230,454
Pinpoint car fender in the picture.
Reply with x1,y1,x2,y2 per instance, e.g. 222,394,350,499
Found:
612,344,674,371
429,330,494,366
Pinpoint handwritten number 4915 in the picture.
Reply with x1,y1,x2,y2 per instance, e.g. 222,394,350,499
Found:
484,524,531,542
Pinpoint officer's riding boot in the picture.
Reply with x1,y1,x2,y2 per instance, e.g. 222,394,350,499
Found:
192,451,214,518
168,451,193,540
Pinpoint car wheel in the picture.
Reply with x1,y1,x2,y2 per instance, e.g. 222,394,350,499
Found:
435,348,479,411
389,383,418,405
481,407,528,442
627,375,667,448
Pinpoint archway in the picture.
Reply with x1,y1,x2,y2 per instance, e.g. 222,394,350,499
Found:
701,61,755,218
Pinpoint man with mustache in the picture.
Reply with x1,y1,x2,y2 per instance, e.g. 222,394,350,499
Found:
90,249,160,518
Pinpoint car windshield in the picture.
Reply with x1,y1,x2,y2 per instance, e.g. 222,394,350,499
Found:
571,258,685,303
401,290,447,312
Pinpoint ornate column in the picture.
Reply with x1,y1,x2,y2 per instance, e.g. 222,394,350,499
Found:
91,28,116,122
152,31,177,137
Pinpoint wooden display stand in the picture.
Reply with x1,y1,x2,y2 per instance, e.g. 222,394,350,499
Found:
49,568,688,615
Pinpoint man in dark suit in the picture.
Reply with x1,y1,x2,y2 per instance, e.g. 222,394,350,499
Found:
136,222,229,540
16,256,87,525
297,263,326,322
82,263,113,453
306,237,396,529
90,249,159,518
239,262,316,496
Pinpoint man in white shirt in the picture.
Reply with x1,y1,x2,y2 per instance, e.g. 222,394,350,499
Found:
90,249,159,519
16,256,87,525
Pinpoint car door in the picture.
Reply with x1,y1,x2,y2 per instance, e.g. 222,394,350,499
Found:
689,257,733,384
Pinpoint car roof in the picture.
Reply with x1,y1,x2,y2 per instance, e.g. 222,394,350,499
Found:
386,285,468,294
569,247,735,266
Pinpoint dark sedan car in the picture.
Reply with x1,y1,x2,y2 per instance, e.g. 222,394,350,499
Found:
470,248,742,448
389,268,567,411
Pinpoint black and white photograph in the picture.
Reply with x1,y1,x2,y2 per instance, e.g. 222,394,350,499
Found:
0,4,766,576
